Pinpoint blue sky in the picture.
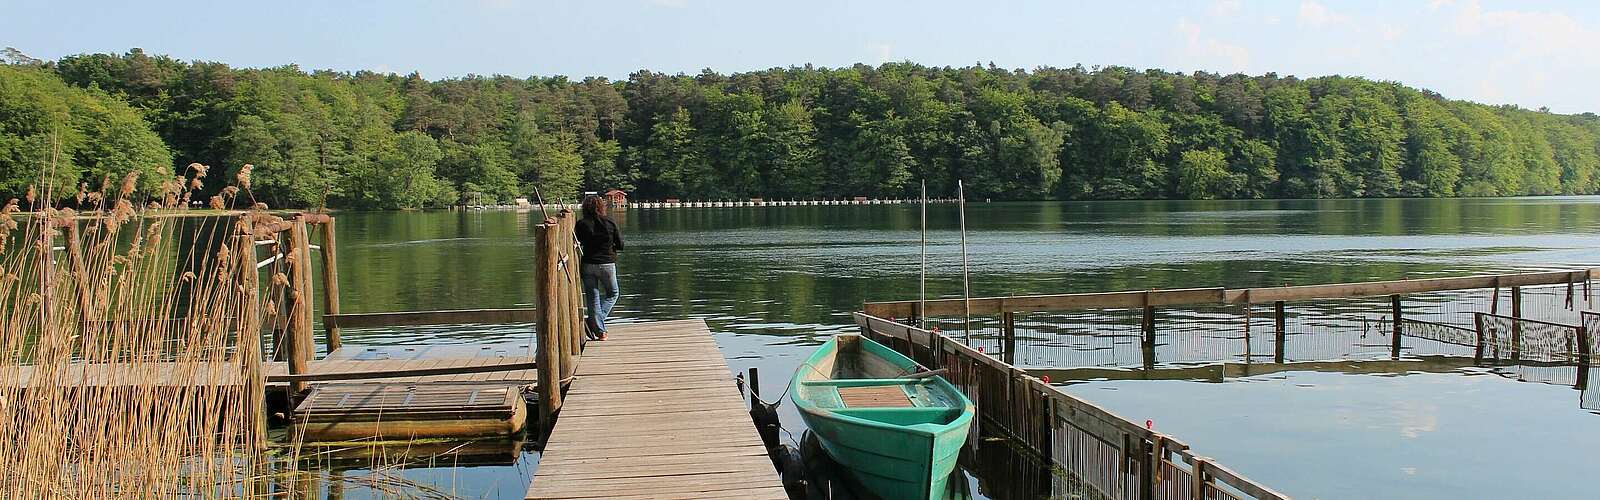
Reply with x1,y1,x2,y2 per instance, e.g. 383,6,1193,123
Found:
5,0,1598,113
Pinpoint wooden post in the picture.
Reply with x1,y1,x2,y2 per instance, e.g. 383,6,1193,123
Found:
233,219,267,451
1577,326,1591,366
1473,313,1486,363
1001,311,1016,365
283,219,314,394
317,217,342,354
535,219,563,425
1510,286,1522,360
1273,300,1286,363
1141,304,1157,369
1390,294,1403,358
558,213,578,383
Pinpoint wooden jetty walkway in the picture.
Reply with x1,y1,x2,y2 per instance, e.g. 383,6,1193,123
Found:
526,319,787,500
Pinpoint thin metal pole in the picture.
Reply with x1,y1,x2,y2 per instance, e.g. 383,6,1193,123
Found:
958,180,971,343
920,179,927,330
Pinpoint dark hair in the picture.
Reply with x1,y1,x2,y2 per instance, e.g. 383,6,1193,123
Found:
581,195,606,219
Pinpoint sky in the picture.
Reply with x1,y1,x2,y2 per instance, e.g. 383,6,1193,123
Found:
5,0,1599,113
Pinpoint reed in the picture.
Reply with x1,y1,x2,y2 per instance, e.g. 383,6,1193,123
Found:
0,163,272,497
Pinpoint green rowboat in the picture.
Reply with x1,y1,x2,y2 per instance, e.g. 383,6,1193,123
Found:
790,334,975,500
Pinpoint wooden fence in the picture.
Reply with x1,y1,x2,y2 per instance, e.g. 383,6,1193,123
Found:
251,210,585,425
854,313,1288,500
865,269,1597,368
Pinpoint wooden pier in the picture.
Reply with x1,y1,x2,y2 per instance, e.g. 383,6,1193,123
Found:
526,319,787,500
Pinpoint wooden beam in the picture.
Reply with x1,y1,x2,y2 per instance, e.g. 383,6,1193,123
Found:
323,308,539,329
265,360,537,383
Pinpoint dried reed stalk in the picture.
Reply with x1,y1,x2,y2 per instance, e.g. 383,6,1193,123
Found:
0,164,271,498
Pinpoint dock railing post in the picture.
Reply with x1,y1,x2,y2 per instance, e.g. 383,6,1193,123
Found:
283,218,313,394
317,217,342,354
536,217,564,425
1391,294,1403,358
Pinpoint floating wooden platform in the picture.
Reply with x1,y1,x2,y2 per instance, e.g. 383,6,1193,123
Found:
526,319,786,500
292,382,528,441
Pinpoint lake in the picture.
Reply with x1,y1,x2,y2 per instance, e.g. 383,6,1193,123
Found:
314,197,1600,499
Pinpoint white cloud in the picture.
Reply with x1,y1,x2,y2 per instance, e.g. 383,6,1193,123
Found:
1297,0,1349,27
1176,17,1251,72
647,0,688,9
1446,0,1600,60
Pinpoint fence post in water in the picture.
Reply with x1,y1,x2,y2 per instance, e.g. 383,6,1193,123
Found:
1391,294,1403,358
1141,296,1157,368
317,217,342,353
1001,310,1016,365
1473,313,1487,363
1273,300,1286,363
1510,286,1522,361
535,217,564,425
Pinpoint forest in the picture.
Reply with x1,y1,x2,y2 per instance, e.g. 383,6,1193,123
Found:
3,48,1599,209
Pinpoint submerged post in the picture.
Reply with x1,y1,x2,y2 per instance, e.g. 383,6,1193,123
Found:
318,217,342,353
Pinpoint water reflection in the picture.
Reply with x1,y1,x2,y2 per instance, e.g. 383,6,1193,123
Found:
285,197,1600,499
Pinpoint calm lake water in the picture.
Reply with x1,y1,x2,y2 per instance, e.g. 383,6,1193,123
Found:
315,197,1600,499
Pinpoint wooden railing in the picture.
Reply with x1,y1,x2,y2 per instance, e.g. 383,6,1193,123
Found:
854,312,1289,500
864,270,1597,318
252,210,586,427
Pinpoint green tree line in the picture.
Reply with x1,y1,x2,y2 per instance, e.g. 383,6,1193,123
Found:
4,48,1599,207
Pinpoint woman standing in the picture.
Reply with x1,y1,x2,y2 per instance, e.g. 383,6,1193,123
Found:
575,195,623,340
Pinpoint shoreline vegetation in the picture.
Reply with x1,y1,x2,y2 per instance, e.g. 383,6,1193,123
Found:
4,48,1600,210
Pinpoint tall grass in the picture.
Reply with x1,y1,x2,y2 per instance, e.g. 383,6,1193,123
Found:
0,164,270,497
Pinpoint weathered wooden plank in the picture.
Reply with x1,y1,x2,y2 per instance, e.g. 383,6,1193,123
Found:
265,358,535,383
324,308,538,329
527,319,781,499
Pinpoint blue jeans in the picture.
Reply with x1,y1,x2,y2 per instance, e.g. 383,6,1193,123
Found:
581,263,619,333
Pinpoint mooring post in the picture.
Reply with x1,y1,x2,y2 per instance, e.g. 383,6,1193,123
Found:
536,218,563,425
283,219,313,394
1273,300,1286,363
1391,294,1403,358
317,217,342,354
748,367,760,400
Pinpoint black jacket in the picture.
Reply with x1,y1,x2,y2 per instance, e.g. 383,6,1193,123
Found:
575,216,623,264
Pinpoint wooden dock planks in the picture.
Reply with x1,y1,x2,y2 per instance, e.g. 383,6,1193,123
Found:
264,356,540,385
526,319,787,500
